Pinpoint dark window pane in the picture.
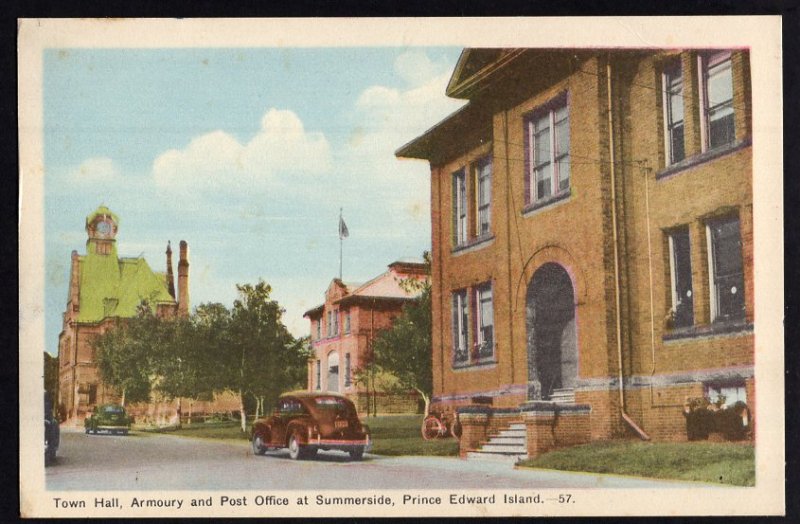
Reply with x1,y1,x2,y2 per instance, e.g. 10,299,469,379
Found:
671,125,685,163
670,229,694,327
709,110,735,149
710,217,745,322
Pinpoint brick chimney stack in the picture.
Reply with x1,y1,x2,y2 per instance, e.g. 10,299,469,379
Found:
177,240,189,317
165,241,176,299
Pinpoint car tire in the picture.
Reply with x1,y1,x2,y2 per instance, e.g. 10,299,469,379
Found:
288,433,303,460
122,429,129,436
252,433,268,455
349,447,365,461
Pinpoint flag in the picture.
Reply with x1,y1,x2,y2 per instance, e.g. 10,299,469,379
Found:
339,215,349,239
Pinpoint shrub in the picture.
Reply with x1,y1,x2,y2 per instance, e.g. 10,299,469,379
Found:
683,397,751,441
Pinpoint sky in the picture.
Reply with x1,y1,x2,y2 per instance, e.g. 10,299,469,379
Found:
43,47,465,351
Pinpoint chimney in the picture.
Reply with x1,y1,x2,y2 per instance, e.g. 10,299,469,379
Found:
177,240,189,317
165,241,176,299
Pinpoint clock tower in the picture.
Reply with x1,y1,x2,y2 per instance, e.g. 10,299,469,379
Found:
85,205,118,256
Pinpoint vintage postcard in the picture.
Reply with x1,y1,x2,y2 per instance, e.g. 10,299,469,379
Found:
19,17,784,517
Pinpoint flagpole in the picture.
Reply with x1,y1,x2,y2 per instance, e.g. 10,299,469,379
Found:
339,207,343,280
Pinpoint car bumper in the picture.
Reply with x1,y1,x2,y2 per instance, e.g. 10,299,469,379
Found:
310,436,371,452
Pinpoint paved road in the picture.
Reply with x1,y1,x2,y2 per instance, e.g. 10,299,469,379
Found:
46,428,700,491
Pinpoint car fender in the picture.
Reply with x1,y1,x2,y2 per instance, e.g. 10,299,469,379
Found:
285,420,312,445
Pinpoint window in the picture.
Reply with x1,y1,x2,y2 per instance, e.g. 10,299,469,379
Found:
315,319,321,340
325,311,332,337
332,309,339,336
667,227,694,328
344,353,351,387
474,283,494,360
452,283,494,366
88,384,97,405
474,157,492,237
526,96,570,203
707,216,745,322
452,168,468,246
707,383,747,408
662,59,685,165
451,289,469,364
699,51,735,151
344,311,351,334
315,359,321,390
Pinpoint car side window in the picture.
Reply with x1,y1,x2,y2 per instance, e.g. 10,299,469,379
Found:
278,399,306,416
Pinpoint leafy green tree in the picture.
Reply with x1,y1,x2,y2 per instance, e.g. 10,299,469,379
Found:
94,309,159,406
219,281,307,432
371,283,433,416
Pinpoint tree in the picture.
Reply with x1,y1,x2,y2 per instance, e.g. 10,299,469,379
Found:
43,352,59,413
370,254,433,416
94,308,159,406
218,281,307,433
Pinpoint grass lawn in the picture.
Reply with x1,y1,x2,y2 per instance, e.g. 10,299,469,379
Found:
518,440,755,486
141,415,459,457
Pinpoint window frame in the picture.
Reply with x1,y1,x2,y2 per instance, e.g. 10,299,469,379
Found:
343,311,351,335
525,93,570,205
706,215,745,323
662,58,686,166
452,168,468,246
344,353,351,388
473,282,495,361
698,51,735,153
315,359,321,390
451,289,469,365
473,156,492,238
667,227,694,328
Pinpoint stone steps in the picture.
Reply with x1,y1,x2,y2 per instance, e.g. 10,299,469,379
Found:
466,421,528,462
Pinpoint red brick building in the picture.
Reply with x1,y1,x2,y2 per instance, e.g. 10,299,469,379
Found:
57,206,188,424
304,260,428,413
397,49,753,454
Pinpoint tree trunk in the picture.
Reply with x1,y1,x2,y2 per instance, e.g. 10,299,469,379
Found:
121,388,126,407
414,388,430,418
175,397,182,428
239,389,247,433
188,399,194,425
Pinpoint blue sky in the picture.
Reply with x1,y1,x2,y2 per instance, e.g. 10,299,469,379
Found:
44,47,465,350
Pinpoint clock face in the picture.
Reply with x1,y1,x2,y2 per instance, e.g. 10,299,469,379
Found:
96,220,112,238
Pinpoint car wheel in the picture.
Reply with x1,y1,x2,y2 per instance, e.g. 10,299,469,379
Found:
122,429,129,436
288,433,303,460
252,433,268,456
349,447,365,461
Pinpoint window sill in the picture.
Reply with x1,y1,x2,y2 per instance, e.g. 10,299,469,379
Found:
452,359,497,371
663,320,753,342
522,190,571,217
656,138,751,181
452,234,495,255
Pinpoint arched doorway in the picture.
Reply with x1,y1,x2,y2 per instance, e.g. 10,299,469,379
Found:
525,263,578,401
326,351,340,392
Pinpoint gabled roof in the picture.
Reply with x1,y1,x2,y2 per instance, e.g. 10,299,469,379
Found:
445,48,526,99
76,253,175,323
303,260,428,317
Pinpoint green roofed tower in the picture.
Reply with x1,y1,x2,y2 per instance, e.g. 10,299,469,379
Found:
57,205,189,425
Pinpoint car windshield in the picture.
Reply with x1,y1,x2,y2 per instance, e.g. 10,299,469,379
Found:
102,406,124,414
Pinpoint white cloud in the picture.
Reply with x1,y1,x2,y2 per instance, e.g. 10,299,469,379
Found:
152,108,331,195
394,49,452,87
66,157,123,186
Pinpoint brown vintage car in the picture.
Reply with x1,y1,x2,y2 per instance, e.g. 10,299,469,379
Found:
251,391,371,460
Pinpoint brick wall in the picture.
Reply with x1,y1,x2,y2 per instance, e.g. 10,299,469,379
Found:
414,49,754,447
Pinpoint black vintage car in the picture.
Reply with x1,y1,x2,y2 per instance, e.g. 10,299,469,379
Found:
251,391,371,460
84,404,131,435
44,394,60,466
